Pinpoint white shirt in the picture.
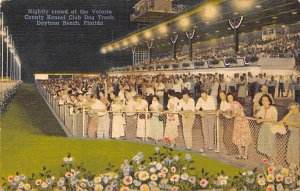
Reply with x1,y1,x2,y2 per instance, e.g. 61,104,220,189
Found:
156,83,165,96
219,101,231,112
172,83,182,93
182,82,191,90
91,99,107,116
167,97,179,111
177,98,195,111
195,96,217,111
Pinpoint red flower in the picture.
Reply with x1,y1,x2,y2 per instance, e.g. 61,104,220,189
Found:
262,159,270,164
163,137,171,143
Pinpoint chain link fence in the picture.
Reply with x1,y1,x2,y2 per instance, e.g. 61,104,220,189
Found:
37,84,298,169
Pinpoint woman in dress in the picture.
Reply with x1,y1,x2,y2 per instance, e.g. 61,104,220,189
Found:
218,91,234,155
278,102,300,167
148,95,164,143
111,97,126,139
255,94,278,161
237,76,247,104
135,95,149,142
164,90,180,147
227,93,252,159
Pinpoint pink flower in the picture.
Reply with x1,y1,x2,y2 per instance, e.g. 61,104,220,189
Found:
284,177,293,185
170,167,176,173
35,179,42,186
267,166,275,174
80,183,86,188
275,174,283,182
163,137,170,143
263,159,270,164
123,176,133,186
7,176,13,182
266,184,275,191
170,186,179,191
199,179,208,188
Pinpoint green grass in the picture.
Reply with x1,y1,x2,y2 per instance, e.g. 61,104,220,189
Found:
0,84,241,178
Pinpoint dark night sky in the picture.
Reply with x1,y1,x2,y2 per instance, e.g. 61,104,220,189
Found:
1,0,141,81
1,0,199,82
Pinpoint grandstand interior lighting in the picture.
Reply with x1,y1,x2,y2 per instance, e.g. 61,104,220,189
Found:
122,40,129,47
255,5,261,8
292,11,297,15
158,25,168,34
199,4,220,22
144,30,153,39
100,48,107,54
232,0,257,11
107,45,113,52
130,36,139,44
114,43,120,49
178,17,191,30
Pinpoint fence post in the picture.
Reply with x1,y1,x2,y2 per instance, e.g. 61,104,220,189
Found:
82,108,86,138
72,111,76,137
64,105,67,125
215,114,220,153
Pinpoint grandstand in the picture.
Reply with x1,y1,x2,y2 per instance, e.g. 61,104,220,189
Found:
1,0,300,190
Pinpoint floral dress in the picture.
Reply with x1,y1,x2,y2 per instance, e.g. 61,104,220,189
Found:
231,101,252,146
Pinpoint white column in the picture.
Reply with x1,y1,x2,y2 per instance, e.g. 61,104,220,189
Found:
5,27,8,87
1,12,3,83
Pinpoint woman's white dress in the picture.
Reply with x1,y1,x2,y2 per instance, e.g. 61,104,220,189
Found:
111,104,125,138
148,101,164,141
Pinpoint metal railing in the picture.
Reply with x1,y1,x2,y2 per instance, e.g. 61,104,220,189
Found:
36,83,299,169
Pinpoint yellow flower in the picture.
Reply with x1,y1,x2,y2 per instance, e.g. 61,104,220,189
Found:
257,179,266,186
281,168,289,176
150,174,158,181
93,177,102,184
24,183,31,190
94,184,103,191
266,174,274,182
138,171,150,181
140,184,150,191
119,186,130,191
41,182,48,188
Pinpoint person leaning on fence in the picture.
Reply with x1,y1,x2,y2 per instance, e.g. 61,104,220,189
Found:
226,93,252,160
196,90,217,152
90,94,110,139
278,102,300,167
111,97,126,139
164,90,180,148
177,90,195,150
135,94,149,142
124,91,137,139
88,95,103,138
148,95,164,143
255,94,278,162
253,85,274,115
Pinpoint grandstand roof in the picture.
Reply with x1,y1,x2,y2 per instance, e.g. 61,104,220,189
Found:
101,0,300,54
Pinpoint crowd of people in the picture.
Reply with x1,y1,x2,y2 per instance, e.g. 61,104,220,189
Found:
110,31,300,72
37,72,300,166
